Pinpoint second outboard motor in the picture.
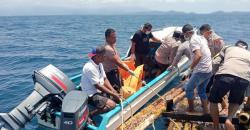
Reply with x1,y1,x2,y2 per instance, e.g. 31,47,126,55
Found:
60,90,89,130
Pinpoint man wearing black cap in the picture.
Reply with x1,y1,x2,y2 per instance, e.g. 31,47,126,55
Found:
130,23,161,79
209,40,250,130
168,34,192,71
199,24,225,57
182,24,212,114
154,31,182,75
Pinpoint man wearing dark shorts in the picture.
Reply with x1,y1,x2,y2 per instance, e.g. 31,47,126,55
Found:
209,40,250,130
130,23,161,79
81,46,121,116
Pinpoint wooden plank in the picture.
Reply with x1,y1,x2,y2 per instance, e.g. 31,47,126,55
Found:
163,112,240,125
191,123,198,130
117,82,186,130
183,122,192,130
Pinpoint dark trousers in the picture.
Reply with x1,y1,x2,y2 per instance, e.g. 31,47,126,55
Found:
206,75,215,93
106,69,122,92
135,53,151,68
135,53,156,79
209,74,249,105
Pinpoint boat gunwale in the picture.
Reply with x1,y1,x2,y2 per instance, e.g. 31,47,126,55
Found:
86,57,189,130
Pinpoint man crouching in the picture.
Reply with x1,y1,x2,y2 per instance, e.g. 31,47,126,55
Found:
81,45,121,117
209,40,250,130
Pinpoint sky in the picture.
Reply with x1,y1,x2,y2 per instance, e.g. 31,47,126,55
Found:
0,0,250,16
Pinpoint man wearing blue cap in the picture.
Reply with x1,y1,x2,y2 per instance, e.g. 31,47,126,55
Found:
81,45,121,116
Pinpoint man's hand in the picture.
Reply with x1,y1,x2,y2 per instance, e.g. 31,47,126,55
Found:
111,89,118,94
213,39,222,45
167,65,175,71
128,69,136,76
130,53,136,61
142,80,147,86
112,92,121,103
180,68,193,80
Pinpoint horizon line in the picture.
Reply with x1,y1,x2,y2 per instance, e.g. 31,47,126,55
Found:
0,10,250,17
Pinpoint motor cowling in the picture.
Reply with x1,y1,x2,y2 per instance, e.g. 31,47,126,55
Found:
33,64,76,95
60,90,89,130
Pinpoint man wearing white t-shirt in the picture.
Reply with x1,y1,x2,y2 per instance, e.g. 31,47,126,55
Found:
81,46,120,116
182,24,212,114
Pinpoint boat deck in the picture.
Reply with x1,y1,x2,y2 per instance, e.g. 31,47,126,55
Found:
163,88,247,130
116,77,248,130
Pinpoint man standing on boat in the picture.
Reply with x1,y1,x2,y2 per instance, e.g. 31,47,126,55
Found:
167,35,192,71
209,41,250,130
81,46,121,116
199,24,225,57
199,24,228,114
154,31,182,75
182,24,212,114
102,28,135,92
130,23,161,79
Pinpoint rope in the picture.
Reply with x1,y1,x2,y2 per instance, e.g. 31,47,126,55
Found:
120,98,124,130
152,119,156,130
119,96,135,130
130,74,169,130
131,74,167,102
119,69,167,129
145,83,166,101
120,97,133,119
119,87,134,130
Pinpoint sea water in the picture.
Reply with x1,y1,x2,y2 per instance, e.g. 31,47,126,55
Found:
0,13,250,130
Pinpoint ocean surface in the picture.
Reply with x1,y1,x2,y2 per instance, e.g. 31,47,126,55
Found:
0,13,250,130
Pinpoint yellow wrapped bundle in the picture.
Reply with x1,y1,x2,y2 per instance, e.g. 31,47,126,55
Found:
120,64,144,99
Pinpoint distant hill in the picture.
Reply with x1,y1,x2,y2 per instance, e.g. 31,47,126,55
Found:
82,10,250,15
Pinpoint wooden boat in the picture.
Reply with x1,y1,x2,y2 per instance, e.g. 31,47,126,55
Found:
38,27,190,130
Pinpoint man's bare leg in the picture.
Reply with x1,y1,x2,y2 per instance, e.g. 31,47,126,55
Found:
188,99,194,112
210,102,220,130
225,103,239,130
220,97,228,115
201,99,209,114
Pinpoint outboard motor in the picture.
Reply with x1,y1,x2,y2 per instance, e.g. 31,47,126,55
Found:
60,90,89,130
34,64,76,129
0,64,76,130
